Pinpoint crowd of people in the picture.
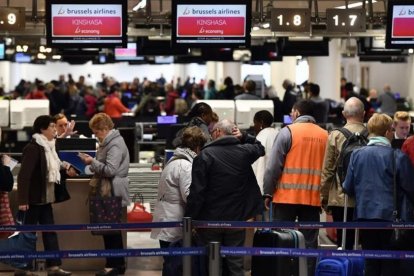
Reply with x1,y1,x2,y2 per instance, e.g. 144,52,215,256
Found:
151,97,414,276
1,72,414,276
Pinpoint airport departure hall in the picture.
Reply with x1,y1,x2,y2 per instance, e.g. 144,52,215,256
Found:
1,0,414,275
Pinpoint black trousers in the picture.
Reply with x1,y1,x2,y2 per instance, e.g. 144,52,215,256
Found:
159,240,172,276
272,203,320,276
103,233,125,269
25,204,61,268
197,228,245,276
360,228,399,276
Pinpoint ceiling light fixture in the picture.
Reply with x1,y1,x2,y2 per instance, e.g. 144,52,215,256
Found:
132,0,147,12
336,0,377,9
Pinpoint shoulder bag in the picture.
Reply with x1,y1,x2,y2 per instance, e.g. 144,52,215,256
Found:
88,176,122,235
54,181,71,203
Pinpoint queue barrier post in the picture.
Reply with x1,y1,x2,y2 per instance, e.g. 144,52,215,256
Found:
182,217,192,276
208,241,220,276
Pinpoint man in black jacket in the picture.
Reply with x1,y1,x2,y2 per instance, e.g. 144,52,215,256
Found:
185,119,265,276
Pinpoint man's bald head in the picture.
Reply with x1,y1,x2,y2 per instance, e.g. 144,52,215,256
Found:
342,97,365,122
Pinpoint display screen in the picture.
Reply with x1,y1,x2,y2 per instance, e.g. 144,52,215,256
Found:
0,43,4,60
14,53,31,63
45,0,127,48
171,0,251,48
114,42,144,61
386,2,414,49
154,56,174,64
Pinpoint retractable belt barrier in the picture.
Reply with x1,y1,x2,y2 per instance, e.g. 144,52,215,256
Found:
0,247,413,260
1,218,414,276
1,220,413,232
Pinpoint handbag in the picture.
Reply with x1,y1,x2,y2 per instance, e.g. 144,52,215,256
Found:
389,150,414,250
0,211,37,269
89,177,122,235
54,181,71,203
127,193,153,231
0,192,14,239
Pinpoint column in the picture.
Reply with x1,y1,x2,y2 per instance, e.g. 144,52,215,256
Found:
173,63,186,85
222,62,242,85
308,39,342,101
0,61,11,92
270,57,297,99
407,55,414,106
206,61,242,88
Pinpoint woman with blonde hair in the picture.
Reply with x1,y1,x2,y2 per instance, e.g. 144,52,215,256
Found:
79,113,130,276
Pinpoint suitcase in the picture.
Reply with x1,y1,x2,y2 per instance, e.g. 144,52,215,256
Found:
315,257,364,276
251,203,308,276
315,195,364,276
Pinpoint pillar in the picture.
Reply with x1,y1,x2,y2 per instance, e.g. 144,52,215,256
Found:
270,57,297,99
308,39,342,101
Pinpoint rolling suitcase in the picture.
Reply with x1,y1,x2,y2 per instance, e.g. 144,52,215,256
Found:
315,195,364,276
251,203,308,276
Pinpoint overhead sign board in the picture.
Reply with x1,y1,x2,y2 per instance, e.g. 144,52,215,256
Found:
386,2,414,48
176,5,246,37
46,0,127,48
171,0,251,48
0,7,25,31
326,9,366,33
271,8,311,33
51,5,122,37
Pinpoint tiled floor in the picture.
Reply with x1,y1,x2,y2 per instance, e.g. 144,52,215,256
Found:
0,232,163,276
0,228,334,275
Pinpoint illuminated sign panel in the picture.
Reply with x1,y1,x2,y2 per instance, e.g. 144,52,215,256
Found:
46,0,127,48
171,0,251,48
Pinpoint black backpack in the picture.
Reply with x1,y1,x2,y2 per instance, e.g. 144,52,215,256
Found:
336,127,369,184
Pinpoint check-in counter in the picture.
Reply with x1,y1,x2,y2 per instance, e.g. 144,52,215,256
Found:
6,178,127,271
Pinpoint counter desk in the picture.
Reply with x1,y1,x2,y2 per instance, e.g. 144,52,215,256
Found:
5,178,127,271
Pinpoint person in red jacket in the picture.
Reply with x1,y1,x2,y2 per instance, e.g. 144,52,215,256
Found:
103,84,130,119
163,83,180,115
402,136,414,167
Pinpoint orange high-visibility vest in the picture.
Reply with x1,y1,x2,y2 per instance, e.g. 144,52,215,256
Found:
273,123,328,207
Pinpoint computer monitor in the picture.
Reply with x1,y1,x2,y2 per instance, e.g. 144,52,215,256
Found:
56,138,97,151
0,43,5,60
72,121,93,137
0,100,10,127
235,100,274,129
10,100,50,129
196,100,235,122
283,115,293,126
164,149,175,165
157,116,178,140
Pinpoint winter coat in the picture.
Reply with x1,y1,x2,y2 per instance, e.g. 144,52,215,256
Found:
185,134,265,221
90,129,130,207
151,147,195,242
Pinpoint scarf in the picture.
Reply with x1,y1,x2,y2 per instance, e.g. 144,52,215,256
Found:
368,136,391,147
32,133,61,184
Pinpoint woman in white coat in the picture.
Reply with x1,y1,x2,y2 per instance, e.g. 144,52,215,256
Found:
251,110,278,194
151,126,207,275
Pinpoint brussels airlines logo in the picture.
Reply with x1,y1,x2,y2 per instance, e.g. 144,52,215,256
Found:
183,7,190,15
398,8,414,16
58,7,65,14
